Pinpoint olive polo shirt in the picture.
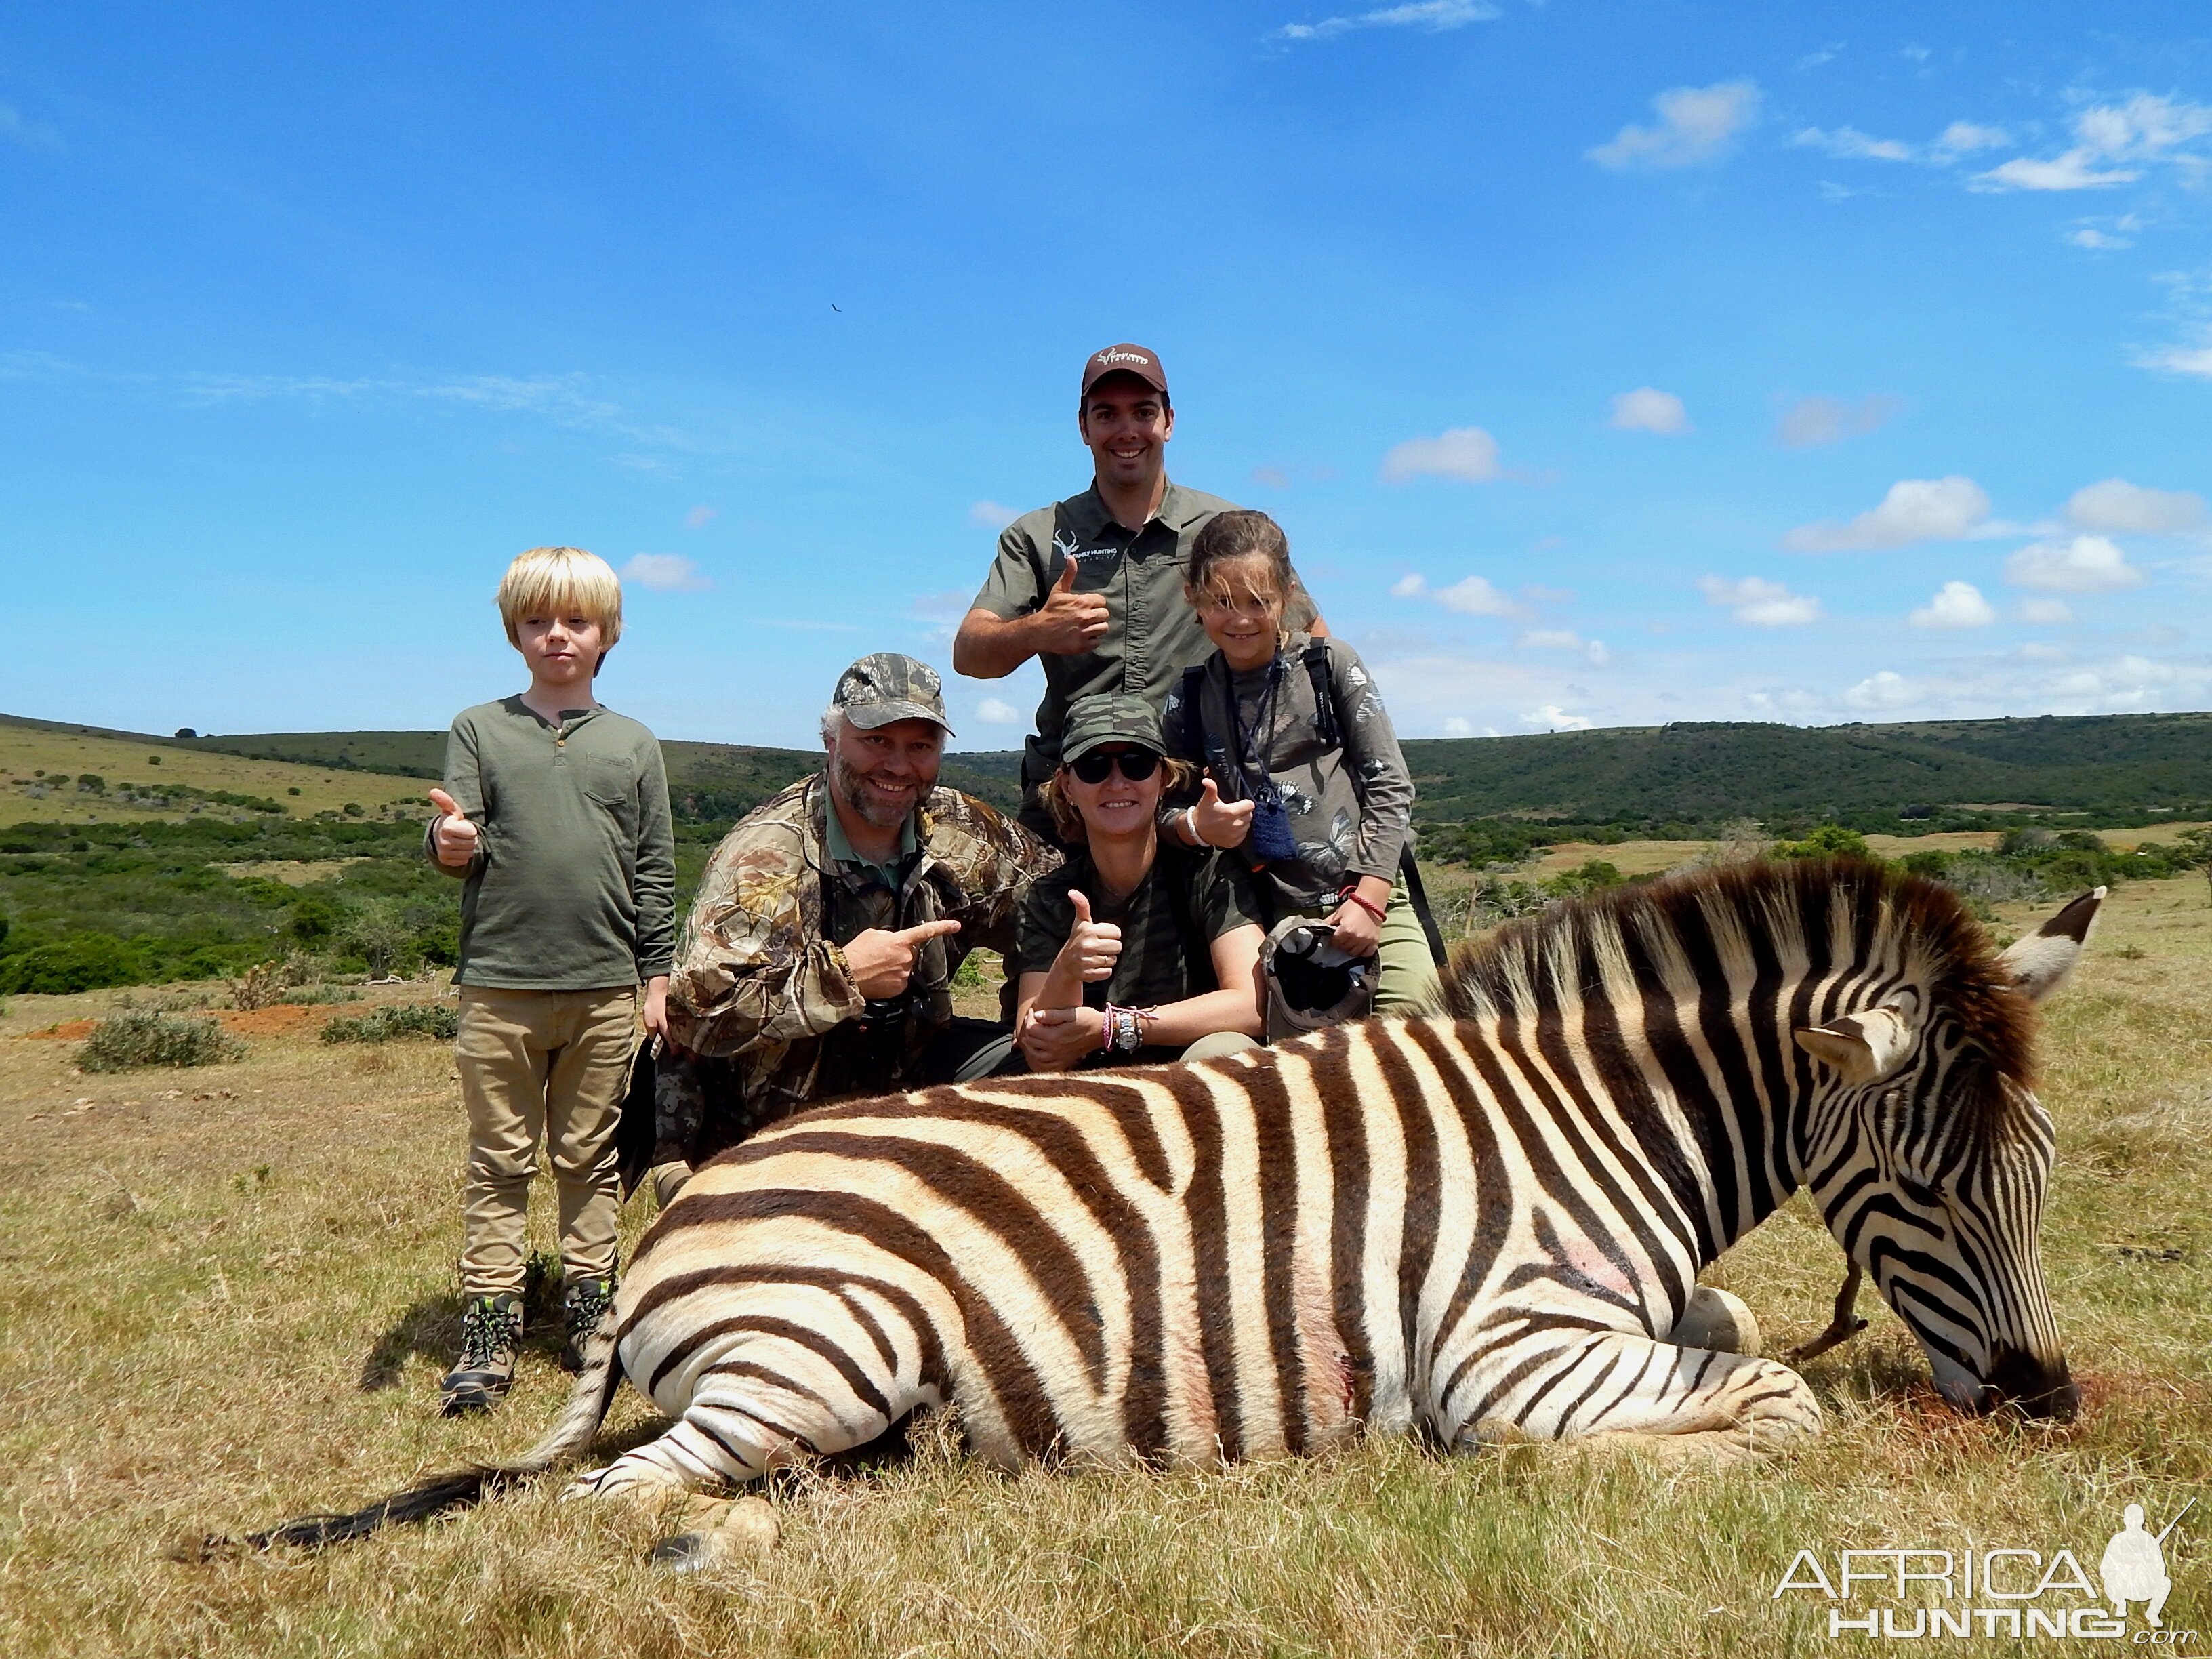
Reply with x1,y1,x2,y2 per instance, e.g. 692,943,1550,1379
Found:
972,480,1239,783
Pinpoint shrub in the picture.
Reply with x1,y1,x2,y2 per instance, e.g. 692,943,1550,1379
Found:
79,1010,244,1072
340,897,417,979
0,934,144,995
1772,825,1873,861
321,1003,459,1044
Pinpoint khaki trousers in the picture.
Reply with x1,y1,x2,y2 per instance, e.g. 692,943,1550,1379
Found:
455,985,635,1298
1374,878,1442,1013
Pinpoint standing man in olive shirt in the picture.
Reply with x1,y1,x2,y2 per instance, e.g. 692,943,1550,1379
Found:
952,342,1317,842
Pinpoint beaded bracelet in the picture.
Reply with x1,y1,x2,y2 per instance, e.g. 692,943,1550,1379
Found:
1338,886,1388,924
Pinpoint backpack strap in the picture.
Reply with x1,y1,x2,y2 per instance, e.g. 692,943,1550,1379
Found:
1303,640,1340,747
1170,663,1208,761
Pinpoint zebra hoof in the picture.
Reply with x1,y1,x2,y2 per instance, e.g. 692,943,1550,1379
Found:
651,1496,779,1572
1677,1286,1763,1357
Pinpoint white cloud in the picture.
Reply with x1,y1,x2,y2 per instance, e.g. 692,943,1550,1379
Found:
1795,43,1843,70
1845,670,1917,710
2067,227,2132,250
1700,575,1822,626
1782,475,1990,552
975,697,1022,724
1791,125,1914,162
1774,393,1900,447
1440,716,1475,737
2018,598,2076,625
1908,581,1996,628
1432,575,1522,617
1975,153,2139,192
2134,338,2212,379
1588,81,1761,171
1608,387,1691,434
2004,534,2146,594
1514,628,1613,666
1971,91,2212,193
2065,478,2207,535
1276,0,1497,43
1392,569,1526,618
968,499,1021,529
1931,121,2011,161
1380,426,1502,483
622,553,712,593
683,504,716,529
1525,705,1594,731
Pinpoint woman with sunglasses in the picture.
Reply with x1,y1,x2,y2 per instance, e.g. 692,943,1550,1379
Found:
1012,694,1267,1072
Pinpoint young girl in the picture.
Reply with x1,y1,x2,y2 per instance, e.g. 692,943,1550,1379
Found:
1166,510,1437,1013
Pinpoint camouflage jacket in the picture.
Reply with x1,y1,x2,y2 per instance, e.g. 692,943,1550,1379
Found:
659,773,1057,1158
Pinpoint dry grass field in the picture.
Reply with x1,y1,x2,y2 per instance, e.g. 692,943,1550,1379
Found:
0,724,428,822
1,880,2209,1656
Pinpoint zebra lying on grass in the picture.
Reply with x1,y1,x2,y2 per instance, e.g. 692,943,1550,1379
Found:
231,858,2097,1549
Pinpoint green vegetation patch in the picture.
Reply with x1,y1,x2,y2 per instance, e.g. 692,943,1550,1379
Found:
320,1002,460,1044
77,1008,245,1071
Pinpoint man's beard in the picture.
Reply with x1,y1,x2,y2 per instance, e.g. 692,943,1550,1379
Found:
830,751,917,830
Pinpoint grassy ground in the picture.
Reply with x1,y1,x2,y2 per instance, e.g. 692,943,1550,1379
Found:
1,881,2208,1656
0,724,429,823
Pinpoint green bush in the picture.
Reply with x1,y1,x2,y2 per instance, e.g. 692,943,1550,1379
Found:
321,1002,459,1044
0,934,145,995
78,1009,245,1072
1771,825,1874,861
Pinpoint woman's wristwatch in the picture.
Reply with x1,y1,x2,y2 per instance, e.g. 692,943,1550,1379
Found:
1099,1004,1148,1054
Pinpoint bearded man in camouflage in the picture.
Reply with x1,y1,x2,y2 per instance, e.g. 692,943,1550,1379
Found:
653,654,1057,1200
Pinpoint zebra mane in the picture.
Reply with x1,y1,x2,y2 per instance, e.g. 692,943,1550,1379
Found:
1433,855,2037,1092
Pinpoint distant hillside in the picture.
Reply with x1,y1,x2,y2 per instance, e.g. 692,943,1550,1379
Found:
159,724,1026,818
1402,713,2212,827
14,709,2211,834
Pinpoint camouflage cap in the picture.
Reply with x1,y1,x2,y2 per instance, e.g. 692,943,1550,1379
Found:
1058,693,1164,764
832,653,955,735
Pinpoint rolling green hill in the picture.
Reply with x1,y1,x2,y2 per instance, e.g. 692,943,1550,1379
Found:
14,708,2212,836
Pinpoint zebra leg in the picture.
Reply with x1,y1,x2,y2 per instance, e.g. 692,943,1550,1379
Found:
565,1322,926,1500
1455,1330,1821,1460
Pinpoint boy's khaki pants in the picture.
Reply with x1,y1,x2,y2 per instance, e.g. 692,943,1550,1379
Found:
455,985,636,1300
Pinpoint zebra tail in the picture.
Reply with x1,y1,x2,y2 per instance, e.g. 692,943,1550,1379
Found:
194,1311,626,1557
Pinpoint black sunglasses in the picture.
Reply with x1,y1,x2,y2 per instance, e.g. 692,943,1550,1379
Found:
1069,747,1161,785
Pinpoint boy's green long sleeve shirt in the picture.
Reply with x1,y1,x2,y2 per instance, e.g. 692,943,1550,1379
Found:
428,697,676,990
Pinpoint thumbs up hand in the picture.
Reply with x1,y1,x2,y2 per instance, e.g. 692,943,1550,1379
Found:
428,788,483,870
1035,556,1109,656
1190,773,1254,849
1056,889,1123,983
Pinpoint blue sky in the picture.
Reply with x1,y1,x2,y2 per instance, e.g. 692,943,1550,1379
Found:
3,2,2208,749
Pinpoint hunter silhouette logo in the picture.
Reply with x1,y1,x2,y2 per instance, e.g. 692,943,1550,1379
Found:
1771,1498,2198,1641
2103,1500,2192,1629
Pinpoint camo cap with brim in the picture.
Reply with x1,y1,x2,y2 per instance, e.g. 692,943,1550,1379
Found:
832,653,955,736
1059,693,1164,764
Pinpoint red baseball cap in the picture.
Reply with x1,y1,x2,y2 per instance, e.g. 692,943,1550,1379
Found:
1080,342,1168,400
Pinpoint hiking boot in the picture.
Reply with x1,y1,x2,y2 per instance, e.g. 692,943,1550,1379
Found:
561,1277,617,1374
440,1294,523,1416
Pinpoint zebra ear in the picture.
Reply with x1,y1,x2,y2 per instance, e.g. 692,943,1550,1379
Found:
1997,886,2106,1002
1795,1007,1917,1085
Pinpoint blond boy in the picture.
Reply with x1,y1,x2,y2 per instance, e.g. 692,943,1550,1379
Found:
425,546,675,1414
